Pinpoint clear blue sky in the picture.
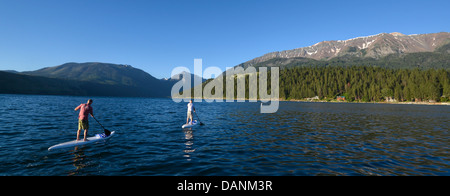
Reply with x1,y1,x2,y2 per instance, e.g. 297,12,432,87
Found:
0,0,449,79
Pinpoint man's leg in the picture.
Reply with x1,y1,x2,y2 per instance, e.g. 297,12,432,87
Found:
77,129,81,141
84,129,88,141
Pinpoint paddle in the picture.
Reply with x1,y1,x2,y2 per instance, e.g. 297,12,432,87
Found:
92,116,112,136
194,111,205,125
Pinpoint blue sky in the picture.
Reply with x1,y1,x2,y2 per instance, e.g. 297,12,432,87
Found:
0,0,449,79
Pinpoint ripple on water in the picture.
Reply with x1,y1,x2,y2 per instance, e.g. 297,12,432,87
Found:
0,95,449,176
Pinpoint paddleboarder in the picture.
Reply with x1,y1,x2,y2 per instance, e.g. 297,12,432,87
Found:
74,99,94,141
186,100,196,125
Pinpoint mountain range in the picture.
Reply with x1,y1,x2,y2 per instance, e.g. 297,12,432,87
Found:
1,62,191,97
1,32,449,97
245,32,450,63
238,32,450,69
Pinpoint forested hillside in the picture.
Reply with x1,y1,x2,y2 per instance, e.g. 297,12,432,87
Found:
223,41,450,103
280,66,450,102
2,62,180,97
196,66,450,103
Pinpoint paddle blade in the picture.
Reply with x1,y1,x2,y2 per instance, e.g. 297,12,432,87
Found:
104,129,111,136
199,122,205,125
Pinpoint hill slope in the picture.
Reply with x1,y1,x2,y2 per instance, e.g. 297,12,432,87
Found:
0,71,155,97
239,32,450,69
8,62,179,97
24,62,161,86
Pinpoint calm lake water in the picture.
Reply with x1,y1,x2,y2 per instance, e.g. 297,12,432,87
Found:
0,94,448,176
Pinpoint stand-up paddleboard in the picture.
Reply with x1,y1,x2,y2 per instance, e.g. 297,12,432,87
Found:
48,131,115,151
182,120,198,128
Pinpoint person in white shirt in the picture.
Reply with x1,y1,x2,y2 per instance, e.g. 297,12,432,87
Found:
186,100,196,125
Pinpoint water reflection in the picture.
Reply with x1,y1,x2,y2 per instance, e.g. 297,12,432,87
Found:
2,94,448,176
183,128,196,161
214,102,450,175
68,146,88,176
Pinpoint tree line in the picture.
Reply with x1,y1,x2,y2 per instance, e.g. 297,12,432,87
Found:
195,65,450,103
279,66,450,102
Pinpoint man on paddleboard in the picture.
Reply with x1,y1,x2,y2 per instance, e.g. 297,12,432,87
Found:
186,100,196,125
74,99,94,141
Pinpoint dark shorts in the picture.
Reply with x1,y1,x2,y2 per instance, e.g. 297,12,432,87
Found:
78,119,89,130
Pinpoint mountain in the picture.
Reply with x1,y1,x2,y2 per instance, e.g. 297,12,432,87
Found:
240,32,450,68
163,71,207,91
2,62,208,97
206,32,450,103
24,62,160,86
0,70,83,95
164,71,206,82
2,32,449,98
3,62,180,97
0,70,149,96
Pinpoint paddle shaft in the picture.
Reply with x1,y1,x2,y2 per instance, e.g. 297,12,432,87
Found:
92,116,105,129
194,111,205,125
92,116,111,136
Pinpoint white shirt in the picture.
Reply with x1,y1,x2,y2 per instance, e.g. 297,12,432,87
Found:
187,103,194,112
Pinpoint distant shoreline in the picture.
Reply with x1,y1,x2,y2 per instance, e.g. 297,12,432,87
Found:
173,96,450,106
3,93,449,106
282,99,450,106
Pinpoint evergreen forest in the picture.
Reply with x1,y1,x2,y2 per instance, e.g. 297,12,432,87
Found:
279,66,450,102
197,66,450,103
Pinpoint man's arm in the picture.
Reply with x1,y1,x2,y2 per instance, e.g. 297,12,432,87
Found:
74,104,81,111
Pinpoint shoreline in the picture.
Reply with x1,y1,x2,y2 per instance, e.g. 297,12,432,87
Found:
173,96,450,106
282,99,450,106
6,93,447,106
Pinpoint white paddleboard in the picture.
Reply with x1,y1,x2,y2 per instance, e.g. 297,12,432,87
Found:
48,131,115,151
182,120,198,128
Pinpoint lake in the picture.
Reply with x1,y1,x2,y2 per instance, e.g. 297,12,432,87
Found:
0,94,448,176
